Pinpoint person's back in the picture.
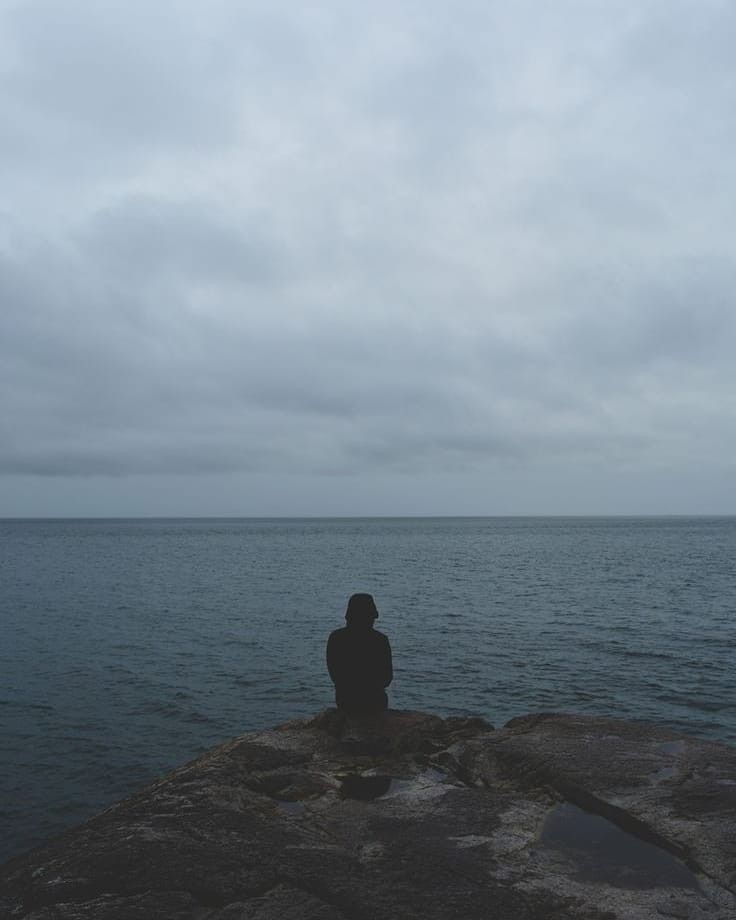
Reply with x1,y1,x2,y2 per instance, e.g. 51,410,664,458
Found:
327,593,393,715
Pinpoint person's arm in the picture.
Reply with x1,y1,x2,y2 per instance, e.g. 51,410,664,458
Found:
380,635,393,688
326,631,342,684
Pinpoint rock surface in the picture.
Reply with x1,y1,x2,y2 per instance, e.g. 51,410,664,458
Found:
1,710,734,920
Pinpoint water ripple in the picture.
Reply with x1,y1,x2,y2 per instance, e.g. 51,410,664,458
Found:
1,515,735,865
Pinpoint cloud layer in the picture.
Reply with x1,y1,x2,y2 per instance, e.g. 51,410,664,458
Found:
2,0,735,513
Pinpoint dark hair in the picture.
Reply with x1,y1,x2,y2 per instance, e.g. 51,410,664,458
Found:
345,592,378,625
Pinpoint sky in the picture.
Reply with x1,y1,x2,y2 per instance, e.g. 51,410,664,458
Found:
1,0,735,516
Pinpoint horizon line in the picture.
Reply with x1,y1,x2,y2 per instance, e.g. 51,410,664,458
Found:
2,513,735,521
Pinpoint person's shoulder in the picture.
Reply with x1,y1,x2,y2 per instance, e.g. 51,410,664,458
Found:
372,629,390,642
328,626,348,639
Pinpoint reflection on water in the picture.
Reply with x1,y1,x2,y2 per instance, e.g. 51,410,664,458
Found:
340,774,393,800
540,803,699,890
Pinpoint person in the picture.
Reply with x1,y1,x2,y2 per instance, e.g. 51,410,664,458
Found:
326,593,393,715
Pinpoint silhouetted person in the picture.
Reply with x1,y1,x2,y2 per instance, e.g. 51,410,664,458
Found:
327,593,393,715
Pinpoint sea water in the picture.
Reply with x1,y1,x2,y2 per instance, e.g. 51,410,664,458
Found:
1,516,734,863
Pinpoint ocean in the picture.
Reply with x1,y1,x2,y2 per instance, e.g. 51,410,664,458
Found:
1,516,734,864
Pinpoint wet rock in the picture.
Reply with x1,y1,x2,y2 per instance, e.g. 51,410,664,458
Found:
1,710,734,920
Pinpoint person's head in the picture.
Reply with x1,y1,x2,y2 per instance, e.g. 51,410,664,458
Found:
345,592,378,628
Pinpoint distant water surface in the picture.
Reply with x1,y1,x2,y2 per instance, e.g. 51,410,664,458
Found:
1,516,735,863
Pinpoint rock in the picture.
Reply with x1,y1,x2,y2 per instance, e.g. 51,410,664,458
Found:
1,710,734,920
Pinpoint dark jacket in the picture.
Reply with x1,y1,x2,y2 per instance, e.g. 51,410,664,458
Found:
326,625,393,713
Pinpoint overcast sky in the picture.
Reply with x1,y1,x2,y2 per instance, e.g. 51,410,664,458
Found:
1,0,735,516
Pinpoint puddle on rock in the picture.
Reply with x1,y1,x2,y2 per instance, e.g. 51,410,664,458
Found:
540,803,699,890
339,768,450,802
340,775,393,801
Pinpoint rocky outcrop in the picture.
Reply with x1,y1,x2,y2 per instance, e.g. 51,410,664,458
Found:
1,710,734,920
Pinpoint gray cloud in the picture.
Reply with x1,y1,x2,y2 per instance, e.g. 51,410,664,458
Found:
1,0,735,514
3,0,240,155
